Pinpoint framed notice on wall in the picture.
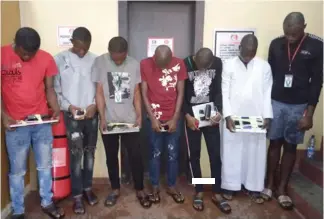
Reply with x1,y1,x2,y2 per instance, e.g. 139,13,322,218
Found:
147,37,174,57
57,26,77,47
213,28,256,61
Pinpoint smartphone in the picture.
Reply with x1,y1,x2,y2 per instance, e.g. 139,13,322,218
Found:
25,115,38,121
194,120,199,128
74,109,86,120
76,110,85,116
160,121,169,132
205,104,212,120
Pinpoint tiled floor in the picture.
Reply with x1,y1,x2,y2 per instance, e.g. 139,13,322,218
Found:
18,182,303,219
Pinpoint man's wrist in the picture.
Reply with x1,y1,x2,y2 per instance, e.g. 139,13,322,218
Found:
185,113,192,119
172,112,180,121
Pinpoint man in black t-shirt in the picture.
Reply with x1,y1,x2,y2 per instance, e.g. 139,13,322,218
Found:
261,12,323,210
183,48,231,214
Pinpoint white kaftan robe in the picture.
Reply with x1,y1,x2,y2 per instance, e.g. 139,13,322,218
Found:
221,56,273,192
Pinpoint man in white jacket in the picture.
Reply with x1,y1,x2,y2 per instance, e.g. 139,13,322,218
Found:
221,34,273,204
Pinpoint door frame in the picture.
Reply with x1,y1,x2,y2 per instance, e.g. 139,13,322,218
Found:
118,0,205,53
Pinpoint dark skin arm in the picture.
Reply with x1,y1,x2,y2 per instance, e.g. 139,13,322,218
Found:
133,84,142,127
45,76,60,120
141,81,155,120
172,80,185,121
163,80,185,132
298,42,323,131
95,83,107,132
141,81,161,132
1,98,16,130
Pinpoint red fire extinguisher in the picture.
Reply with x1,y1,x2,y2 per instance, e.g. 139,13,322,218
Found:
51,111,71,200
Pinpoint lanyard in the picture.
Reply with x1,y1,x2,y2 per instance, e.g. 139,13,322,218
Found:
288,34,306,72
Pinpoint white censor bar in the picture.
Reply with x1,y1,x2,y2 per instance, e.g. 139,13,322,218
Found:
192,178,215,185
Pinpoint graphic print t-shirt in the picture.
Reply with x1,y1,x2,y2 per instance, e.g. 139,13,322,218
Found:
91,54,141,123
140,56,188,121
107,72,131,100
1,45,58,120
183,55,223,116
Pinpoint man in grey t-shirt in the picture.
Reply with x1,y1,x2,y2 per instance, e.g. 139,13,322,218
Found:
54,27,98,215
91,36,151,209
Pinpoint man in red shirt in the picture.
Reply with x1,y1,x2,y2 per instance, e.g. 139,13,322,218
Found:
141,45,187,204
1,27,64,219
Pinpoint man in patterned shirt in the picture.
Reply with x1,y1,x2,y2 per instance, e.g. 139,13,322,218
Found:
141,45,187,204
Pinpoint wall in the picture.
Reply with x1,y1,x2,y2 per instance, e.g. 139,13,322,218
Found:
1,1,24,209
19,0,323,178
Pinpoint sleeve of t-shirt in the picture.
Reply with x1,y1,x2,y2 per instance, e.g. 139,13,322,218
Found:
177,60,188,81
45,55,58,77
91,57,103,83
135,62,142,84
140,60,147,82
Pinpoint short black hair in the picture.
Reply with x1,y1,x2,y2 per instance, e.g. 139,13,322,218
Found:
195,48,213,69
108,36,128,53
240,34,258,50
14,27,41,53
72,27,92,42
284,12,305,27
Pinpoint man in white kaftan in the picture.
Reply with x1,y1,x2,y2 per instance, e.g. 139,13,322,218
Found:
221,34,273,204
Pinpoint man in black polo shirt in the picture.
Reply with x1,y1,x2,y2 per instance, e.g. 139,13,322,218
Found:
261,12,323,210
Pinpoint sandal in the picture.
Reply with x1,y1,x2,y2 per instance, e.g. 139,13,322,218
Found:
42,203,65,219
167,190,185,204
221,192,233,201
277,195,294,210
137,195,152,209
73,197,85,214
211,197,231,214
104,192,119,207
261,188,273,201
192,196,204,211
244,190,264,204
148,191,161,204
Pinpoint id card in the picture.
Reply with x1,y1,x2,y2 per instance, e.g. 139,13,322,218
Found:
284,74,293,88
114,91,122,103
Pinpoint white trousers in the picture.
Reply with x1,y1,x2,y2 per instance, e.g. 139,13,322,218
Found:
221,127,267,192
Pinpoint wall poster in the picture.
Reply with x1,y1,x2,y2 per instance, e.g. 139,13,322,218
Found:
57,26,77,47
213,28,256,60
147,37,174,57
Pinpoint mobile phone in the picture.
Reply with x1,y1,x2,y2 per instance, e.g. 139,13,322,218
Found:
76,110,85,116
205,105,211,120
194,120,199,128
160,121,169,132
25,115,38,121
74,109,86,120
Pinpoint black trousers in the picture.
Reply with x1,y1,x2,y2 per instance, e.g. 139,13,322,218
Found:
185,124,222,193
102,132,144,191
63,112,98,197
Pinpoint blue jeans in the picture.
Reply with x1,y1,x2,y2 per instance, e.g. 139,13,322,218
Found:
267,100,307,144
5,124,54,215
147,119,181,187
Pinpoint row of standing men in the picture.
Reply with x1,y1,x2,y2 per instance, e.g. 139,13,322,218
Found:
1,11,323,219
